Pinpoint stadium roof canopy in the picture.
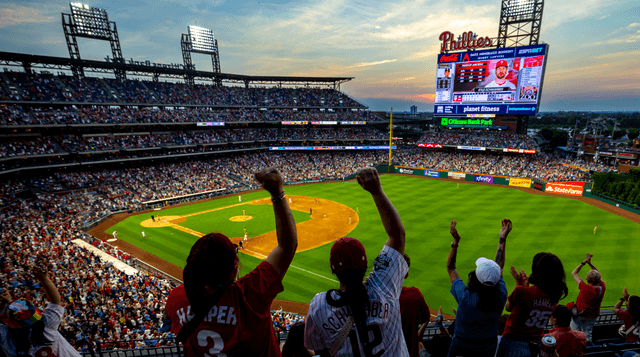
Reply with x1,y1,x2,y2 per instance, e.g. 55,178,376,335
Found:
0,51,354,89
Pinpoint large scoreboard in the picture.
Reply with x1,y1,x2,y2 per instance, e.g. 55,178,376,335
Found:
434,44,548,116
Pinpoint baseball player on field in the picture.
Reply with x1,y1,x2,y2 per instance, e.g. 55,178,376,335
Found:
304,167,410,356
164,167,297,356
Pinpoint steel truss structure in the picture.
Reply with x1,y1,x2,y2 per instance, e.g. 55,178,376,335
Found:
61,3,125,81
0,52,353,90
496,0,544,48
181,26,222,86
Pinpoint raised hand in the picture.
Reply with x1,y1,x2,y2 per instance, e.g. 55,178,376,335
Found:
450,220,460,241
510,266,530,286
255,167,284,196
32,265,49,281
356,167,382,195
623,288,629,300
499,219,512,239
584,253,594,263
0,291,11,304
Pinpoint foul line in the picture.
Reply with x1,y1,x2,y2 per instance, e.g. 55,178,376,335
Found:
243,249,338,283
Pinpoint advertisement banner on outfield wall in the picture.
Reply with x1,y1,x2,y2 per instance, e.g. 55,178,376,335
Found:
398,168,413,175
544,181,585,196
449,172,465,180
474,175,494,184
424,170,440,178
509,178,532,187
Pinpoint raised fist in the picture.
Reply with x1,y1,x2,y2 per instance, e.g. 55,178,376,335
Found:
356,167,382,194
499,219,512,239
255,167,284,196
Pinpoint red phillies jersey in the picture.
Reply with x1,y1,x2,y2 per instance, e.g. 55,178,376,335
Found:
615,309,640,343
575,281,605,319
503,285,557,343
166,261,284,356
399,287,429,357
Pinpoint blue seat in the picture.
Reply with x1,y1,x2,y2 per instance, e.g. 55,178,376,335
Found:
587,345,616,353
619,347,640,355
584,351,620,357
609,343,640,353
595,338,625,345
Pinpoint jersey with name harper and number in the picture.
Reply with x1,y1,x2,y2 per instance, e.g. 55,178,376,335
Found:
165,261,283,356
304,245,409,357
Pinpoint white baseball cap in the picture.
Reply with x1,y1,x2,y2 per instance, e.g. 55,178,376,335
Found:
476,257,501,286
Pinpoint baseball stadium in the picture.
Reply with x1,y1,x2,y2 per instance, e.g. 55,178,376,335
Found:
1,0,639,356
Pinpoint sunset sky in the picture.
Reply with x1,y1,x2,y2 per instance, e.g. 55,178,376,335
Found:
0,0,638,112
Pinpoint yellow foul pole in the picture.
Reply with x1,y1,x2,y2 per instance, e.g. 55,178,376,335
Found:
388,107,393,171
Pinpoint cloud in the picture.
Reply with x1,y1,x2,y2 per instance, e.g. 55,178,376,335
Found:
348,59,397,68
0,4,55,28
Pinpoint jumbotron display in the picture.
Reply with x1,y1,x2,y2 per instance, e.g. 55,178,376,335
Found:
434,44,548,116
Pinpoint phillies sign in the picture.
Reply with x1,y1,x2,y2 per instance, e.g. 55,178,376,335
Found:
440,31,492,53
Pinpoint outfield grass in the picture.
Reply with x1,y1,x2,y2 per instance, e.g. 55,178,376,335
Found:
108,175,640,312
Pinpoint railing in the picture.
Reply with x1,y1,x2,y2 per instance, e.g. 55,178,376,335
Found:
79,340,182,357
130,258,182,286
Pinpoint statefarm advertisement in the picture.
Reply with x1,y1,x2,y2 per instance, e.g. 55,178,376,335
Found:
434,44,548,115
544,181,585,196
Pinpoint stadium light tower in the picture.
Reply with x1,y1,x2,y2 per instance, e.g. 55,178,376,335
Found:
496,0,544,48
181,25,221,86
61,3,125,80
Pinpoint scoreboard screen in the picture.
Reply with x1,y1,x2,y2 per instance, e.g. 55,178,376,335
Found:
434,44,548,116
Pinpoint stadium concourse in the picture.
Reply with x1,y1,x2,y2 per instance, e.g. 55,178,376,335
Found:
0,72,635,356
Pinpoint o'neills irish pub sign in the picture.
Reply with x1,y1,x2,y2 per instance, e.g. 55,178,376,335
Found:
439,31,493,52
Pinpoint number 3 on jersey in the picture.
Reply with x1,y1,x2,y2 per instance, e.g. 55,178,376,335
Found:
197,330,227,357
525,310,552,329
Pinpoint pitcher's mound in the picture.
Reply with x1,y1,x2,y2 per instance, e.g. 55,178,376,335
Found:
230,215,253,222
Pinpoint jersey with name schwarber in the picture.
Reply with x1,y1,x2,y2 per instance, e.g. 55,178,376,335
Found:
305,245,409,357
165,261,283,356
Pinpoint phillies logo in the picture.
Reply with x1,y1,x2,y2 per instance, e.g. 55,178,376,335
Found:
440,31,492,53
439,53,459,62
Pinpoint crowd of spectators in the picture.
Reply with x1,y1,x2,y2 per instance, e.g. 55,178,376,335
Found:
394,147,614,181
0,71,366,108
0,128,387,156
0,190,178,352
419,129,537,149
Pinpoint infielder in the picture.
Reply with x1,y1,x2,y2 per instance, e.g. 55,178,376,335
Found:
594,225,598,234
141,230,145,238
244,227,248,241
112,231,117,239
304,167,409,356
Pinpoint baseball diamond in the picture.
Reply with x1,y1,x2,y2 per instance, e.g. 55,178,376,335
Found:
92,175,640,316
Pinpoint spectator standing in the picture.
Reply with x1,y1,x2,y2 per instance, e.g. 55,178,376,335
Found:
545,305,586,357
613,288,640,343
165,167,297,356
0,265,81,357
497,252,569,357
445,219,512,357
400,253,430,357
304,167,409,356
569,254,605,342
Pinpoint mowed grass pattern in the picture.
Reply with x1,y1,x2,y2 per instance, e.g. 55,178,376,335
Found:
109,175,640,311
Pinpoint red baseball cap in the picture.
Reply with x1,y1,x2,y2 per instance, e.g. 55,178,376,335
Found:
496,60,508,68
330,237,367,273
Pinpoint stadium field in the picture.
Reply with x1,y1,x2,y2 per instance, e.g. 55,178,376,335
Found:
106,174,640,313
